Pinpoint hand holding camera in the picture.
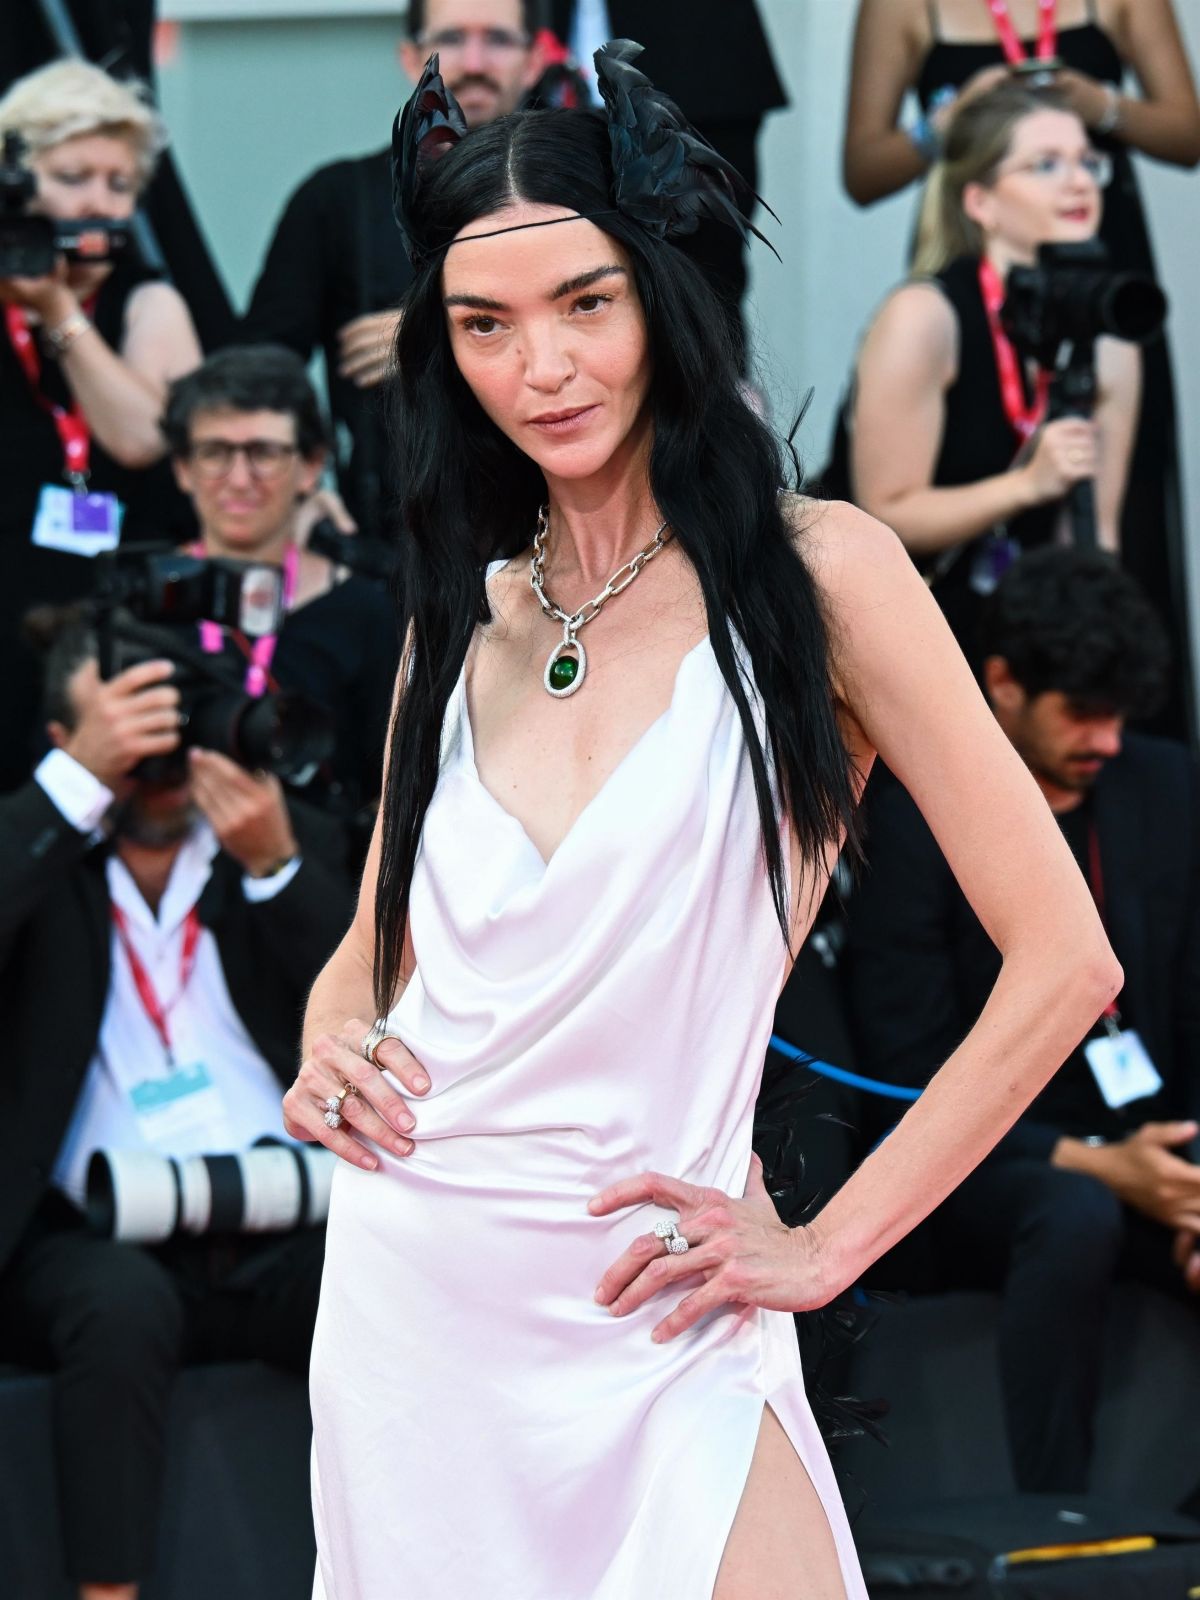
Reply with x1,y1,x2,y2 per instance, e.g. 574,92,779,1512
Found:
53,657,181,791
1020,416,1099,504
188,749,298,878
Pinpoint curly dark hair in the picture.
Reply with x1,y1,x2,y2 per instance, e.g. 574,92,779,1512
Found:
979,547,1170,718
161,344,329,461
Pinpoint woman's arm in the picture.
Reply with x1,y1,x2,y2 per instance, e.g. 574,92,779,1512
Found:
852,282,1101,556
797,506,1121,1282
1093,334,1141,552
842,0,932,206
1055,0,1200,167
33,277,201,469
590,505,1119,1339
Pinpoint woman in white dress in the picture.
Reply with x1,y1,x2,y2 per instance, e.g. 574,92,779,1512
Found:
282,44,1121,1600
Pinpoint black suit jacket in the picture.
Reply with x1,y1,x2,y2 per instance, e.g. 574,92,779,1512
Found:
844,736,1200,1159
551,1,787,122
0,781,354,1274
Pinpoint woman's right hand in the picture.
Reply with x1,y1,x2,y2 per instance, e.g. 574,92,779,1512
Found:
283,1018,430,1170
1019,417,1099,503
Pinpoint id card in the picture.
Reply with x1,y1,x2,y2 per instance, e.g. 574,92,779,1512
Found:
32,484,122,556
128,1061,227,1150
1084,1029,1164,1111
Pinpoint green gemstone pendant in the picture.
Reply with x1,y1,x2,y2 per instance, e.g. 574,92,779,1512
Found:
544,631,587,698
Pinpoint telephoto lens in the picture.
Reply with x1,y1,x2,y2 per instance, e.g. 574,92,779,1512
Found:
85,1140,337,1243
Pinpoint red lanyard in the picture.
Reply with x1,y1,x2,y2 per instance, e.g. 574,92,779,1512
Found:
1084,819,1121,1023
196,542,300,697
986,0,1058,64
978,258,1051,443
4,302,92,488
111,904,203,1066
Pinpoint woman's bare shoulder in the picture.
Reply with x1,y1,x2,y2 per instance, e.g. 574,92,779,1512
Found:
784,493,912,599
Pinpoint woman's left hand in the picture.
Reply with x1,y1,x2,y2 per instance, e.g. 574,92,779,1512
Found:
0,257,76,320
1050,68,1115,131
589,1154,841,1344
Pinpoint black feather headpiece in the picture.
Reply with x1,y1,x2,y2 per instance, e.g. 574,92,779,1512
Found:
593,40,779,258
390,41,779,267
391,53,468,264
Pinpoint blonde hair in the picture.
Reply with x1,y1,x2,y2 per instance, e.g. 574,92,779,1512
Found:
912,82,1075,276
0,58,167,189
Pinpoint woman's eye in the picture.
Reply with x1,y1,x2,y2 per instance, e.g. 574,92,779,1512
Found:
573,294,611,314
463,315,499,335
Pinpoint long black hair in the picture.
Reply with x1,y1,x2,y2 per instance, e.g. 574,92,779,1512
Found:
374,107,859,1015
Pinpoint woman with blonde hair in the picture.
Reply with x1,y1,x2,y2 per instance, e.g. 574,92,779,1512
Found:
829,80,1140,658
0,58,201,789
841,0,1200,730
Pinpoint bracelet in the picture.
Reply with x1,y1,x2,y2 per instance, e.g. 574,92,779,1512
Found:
44,309,92,356
906,111,942,166
1094,83,1122,137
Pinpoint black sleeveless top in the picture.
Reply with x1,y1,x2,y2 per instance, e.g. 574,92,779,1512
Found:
922,255,1061,652
916,9,1158,277
0,257,194,790
821,255,1060,663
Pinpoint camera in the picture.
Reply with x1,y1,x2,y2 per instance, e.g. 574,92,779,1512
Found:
0,131,130,278
90,544,334,783
86,1140,337,1242
1002,240,1167,368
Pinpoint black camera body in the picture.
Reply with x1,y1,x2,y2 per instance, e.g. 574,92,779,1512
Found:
1002,240,1167,369
91,545,334,784
0,131,131,278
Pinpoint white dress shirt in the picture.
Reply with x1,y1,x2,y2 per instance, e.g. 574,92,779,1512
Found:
36,751,299,1207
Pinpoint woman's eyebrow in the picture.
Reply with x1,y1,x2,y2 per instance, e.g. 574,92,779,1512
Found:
550,264,627,298
444,265,627,313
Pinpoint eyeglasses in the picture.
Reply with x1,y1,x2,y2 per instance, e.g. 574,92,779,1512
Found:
997,152,1113,187
186,440,300,480
417,26,530,54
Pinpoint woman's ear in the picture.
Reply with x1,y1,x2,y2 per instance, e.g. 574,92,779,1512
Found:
962,178,994,235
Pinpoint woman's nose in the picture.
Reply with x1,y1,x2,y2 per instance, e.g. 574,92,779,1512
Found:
522,330,574,392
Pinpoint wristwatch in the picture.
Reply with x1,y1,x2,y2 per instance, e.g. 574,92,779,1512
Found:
248,852,300,880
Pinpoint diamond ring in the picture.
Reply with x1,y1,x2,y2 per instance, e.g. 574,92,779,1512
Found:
654,1218,690,1257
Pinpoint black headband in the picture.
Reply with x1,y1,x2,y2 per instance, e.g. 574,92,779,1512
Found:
391,40,778,269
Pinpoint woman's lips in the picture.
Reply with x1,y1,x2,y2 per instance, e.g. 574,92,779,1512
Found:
527,405,599,436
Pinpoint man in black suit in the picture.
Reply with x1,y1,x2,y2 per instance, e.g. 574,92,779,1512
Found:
844,548,1200,1495
0,622,352,1597
241,0,547,535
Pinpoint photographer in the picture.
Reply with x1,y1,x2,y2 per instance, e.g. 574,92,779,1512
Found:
163,344,398,814
0,58,202,793
828,82,1140,661
844,548,1200,1494
0,616,352,1598
240,0,546,534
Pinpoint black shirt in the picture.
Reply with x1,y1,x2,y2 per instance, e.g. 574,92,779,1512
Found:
0,256,195,792
241,148,413,537
844,752,1200,1160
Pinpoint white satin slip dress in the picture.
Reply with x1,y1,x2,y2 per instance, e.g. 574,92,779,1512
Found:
309,561,868,1599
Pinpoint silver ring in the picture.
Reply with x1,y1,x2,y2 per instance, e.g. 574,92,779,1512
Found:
361,1019,391,1068
653,1219,690,1257
322,1081,359,1129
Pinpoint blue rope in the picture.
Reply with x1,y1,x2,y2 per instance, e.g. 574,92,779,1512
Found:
768,1034,922,1103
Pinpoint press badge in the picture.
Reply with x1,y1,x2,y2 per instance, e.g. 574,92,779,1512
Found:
32,484,122,556
1084,1028,1164,1111
128,1062,227,1149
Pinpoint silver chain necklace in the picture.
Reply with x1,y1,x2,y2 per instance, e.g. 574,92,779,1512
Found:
529,504,671,698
